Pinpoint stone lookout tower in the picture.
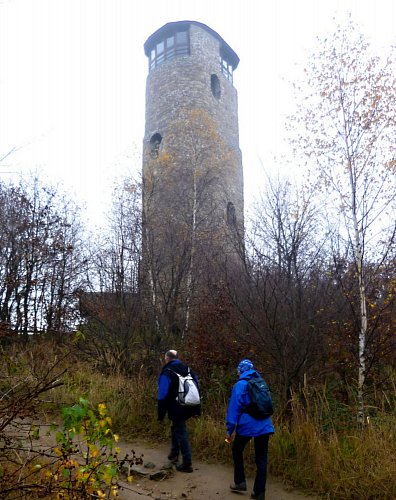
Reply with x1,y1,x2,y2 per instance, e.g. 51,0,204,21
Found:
142,21,244,334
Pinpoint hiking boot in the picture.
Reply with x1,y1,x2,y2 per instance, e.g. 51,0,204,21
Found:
251,493,265,500
230,481,247,491
167,452,179,463
176,463,193,473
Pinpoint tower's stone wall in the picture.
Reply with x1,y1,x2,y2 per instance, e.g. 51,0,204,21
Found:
142,21,244,333
143,22,243,224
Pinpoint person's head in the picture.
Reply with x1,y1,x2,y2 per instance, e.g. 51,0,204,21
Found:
237,359,253,376
164,349,178,364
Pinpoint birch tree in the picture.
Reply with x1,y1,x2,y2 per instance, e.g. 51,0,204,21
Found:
290,19,396,424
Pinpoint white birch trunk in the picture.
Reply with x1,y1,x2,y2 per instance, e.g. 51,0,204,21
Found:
145,227,160,332
183,169,197,339
349,162,367,426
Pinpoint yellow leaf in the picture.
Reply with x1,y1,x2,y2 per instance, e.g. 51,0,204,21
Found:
98,403,107,416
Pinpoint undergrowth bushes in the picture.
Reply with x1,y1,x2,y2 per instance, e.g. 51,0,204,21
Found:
49,355,396,499
1,338,396,499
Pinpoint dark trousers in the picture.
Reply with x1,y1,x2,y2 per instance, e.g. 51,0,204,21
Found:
170,420,192,465
232,433,270,496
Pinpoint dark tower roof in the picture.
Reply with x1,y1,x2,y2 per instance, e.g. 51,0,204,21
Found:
144,20,240,70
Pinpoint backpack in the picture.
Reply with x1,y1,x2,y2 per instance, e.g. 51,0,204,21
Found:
168,368,201,406
245,377,273,419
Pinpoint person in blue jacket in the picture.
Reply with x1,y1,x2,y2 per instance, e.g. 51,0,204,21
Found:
226,359,274,500
157,349,201,473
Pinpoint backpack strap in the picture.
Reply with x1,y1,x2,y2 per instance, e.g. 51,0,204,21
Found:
163,367,182,399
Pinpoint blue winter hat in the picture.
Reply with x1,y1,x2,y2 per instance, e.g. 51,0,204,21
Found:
237,359,253,374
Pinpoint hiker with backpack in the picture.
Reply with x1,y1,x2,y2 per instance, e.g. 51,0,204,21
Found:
157,349,201,473
226,359,275,500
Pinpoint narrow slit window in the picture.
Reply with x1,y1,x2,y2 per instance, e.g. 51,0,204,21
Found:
227,202,237,226
150,133,162,158
211,74,221,99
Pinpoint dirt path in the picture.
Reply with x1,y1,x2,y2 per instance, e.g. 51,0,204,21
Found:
7,422,315,499
117,438,317,500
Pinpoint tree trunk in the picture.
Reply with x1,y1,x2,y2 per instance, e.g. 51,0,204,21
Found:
349,161,367,426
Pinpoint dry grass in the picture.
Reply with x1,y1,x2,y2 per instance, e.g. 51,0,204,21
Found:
2,339,396,499
270,388,396,499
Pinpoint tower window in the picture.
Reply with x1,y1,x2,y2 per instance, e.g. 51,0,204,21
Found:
211,74,221,99
220,55,233,82
150,133,162,158
227,202,237,226
149,30,190,71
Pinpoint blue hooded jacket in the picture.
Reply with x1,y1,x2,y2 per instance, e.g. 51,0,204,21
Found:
157,359,201,422
226,368,275,437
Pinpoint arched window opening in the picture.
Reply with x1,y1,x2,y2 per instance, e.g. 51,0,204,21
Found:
150,133,162,158
227,202,237,226
211,74,221,99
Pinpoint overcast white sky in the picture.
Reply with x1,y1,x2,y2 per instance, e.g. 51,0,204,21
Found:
1,0,395,227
